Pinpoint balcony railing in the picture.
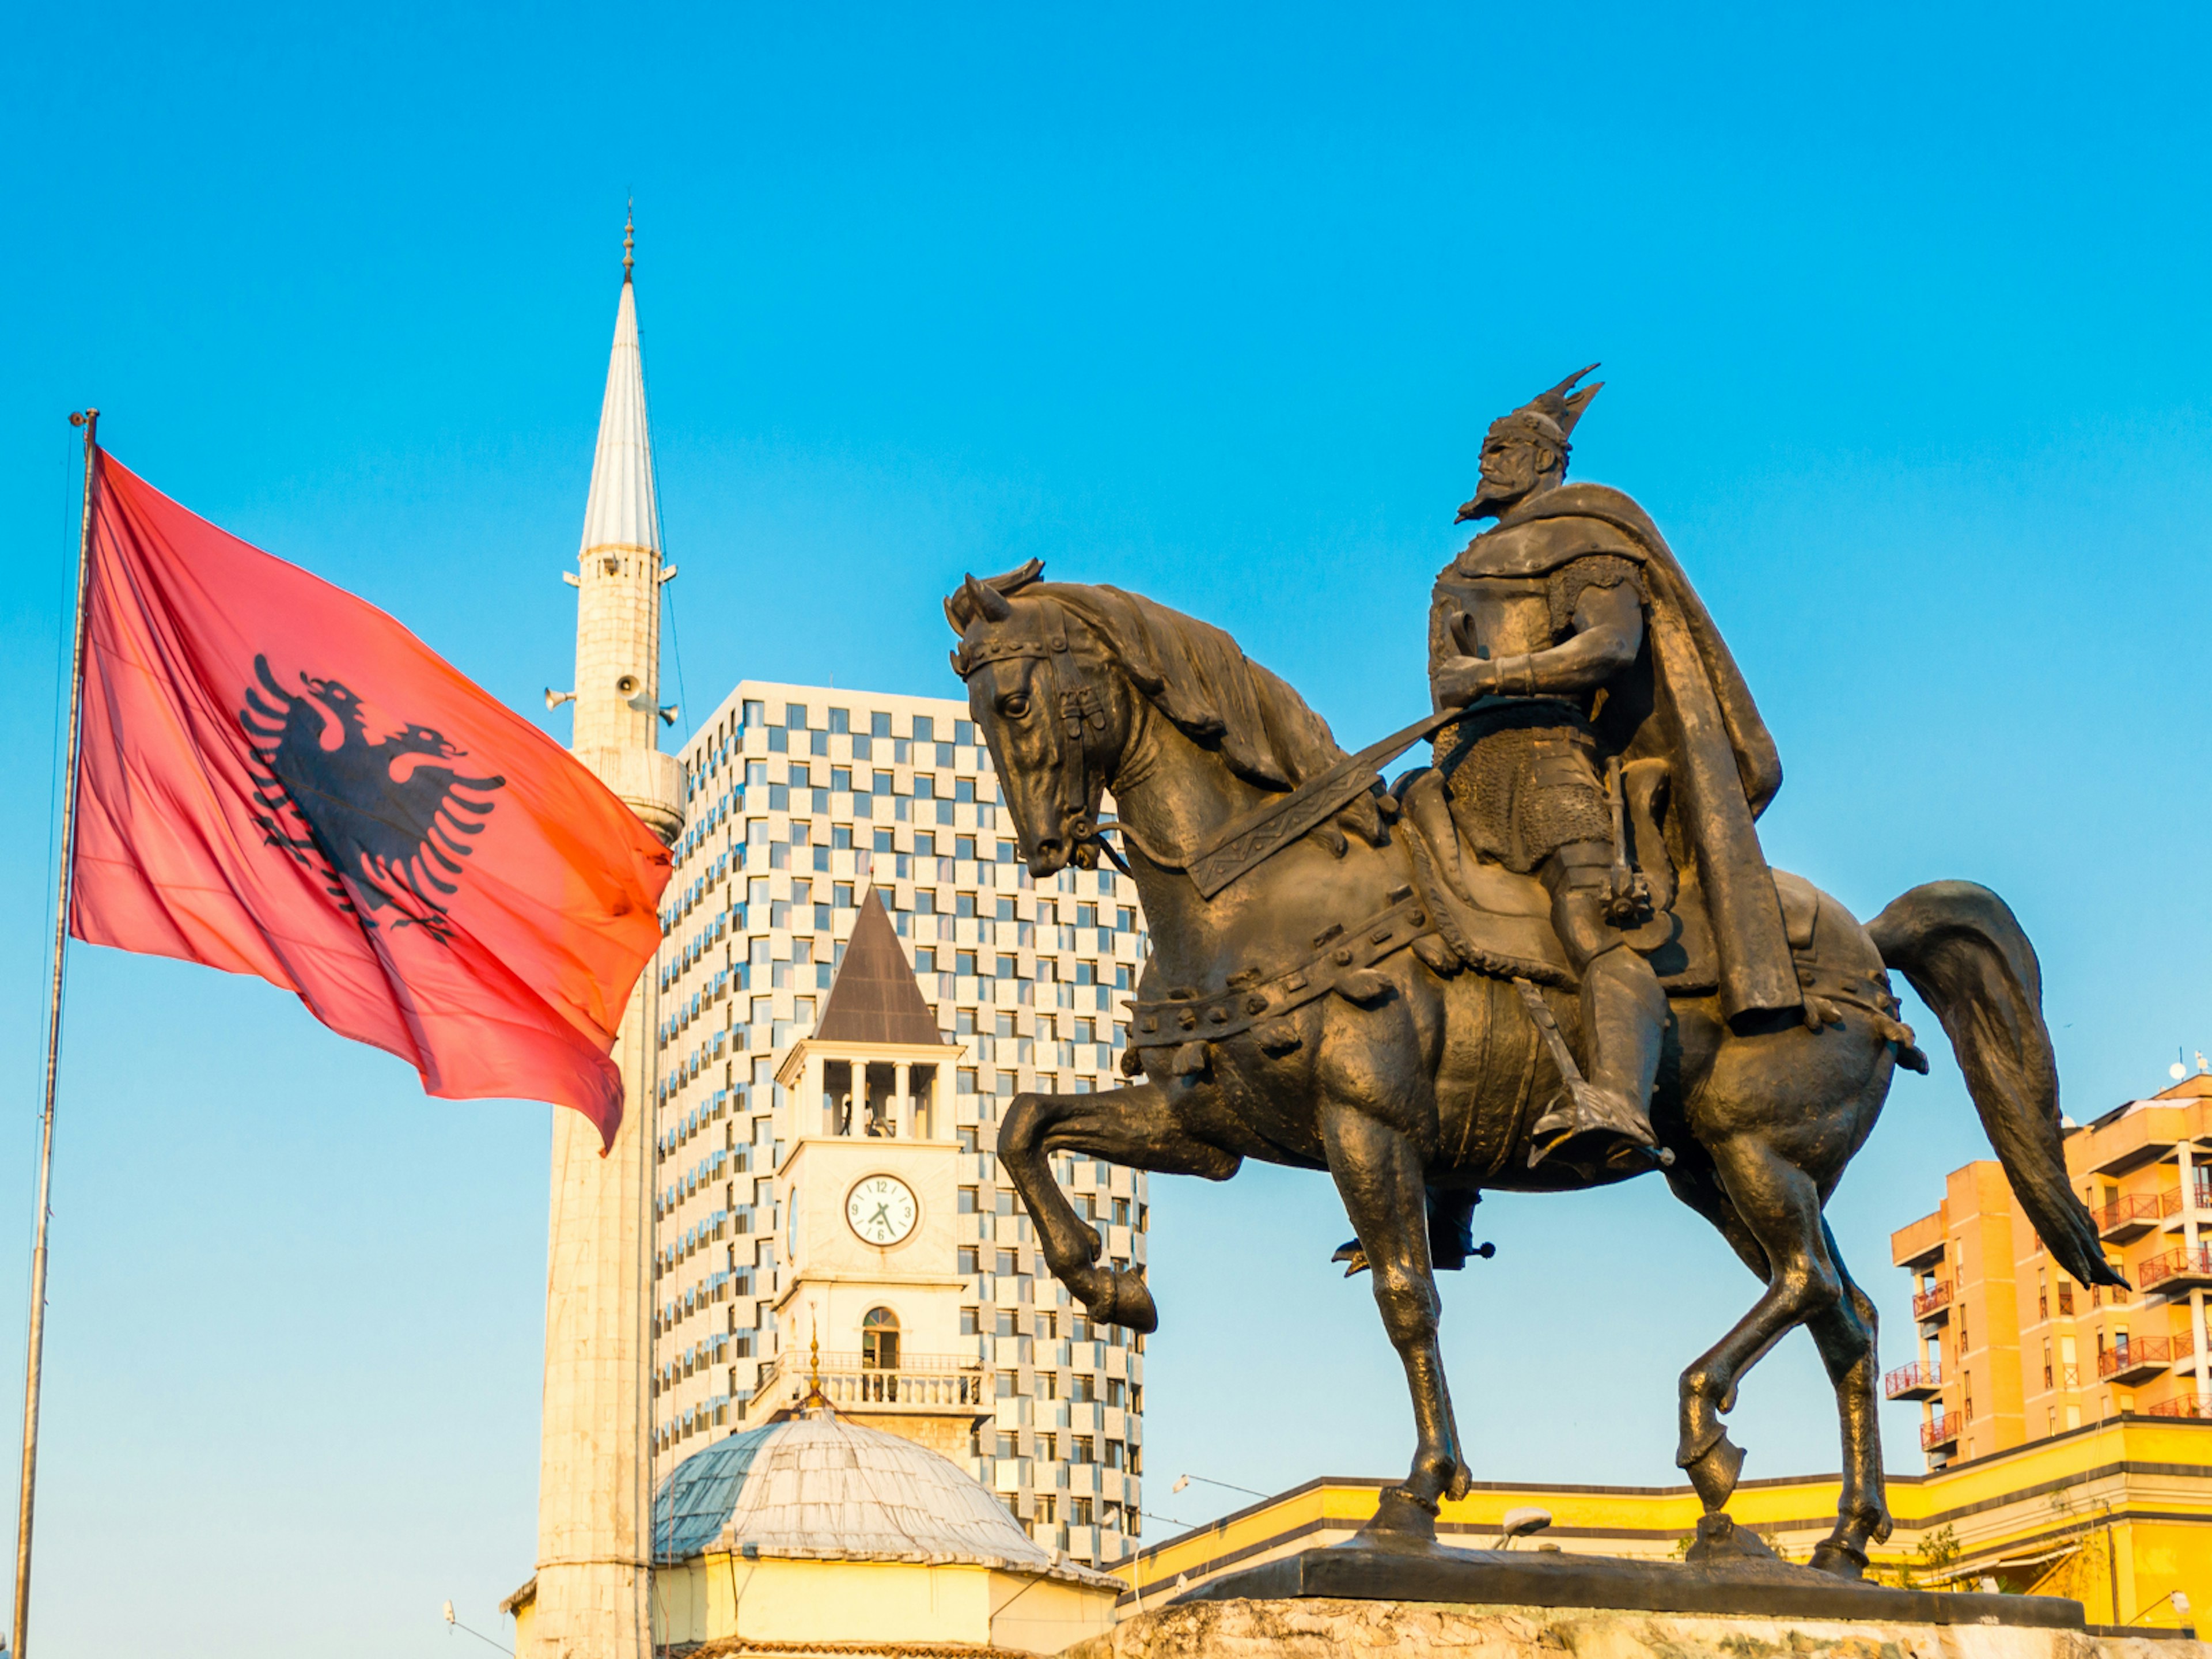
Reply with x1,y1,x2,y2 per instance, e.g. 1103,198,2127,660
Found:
1912,1281,1952,1320
821,1366,985,1409
2098,1192,2165,1240
743,1349,985,1422
2138,1247,2212,1292
2149,1394,2212,1420
2158,1184,2212,1220
1921,1411,1964,1450
2098,1334,2182,1382
1884,1361,1943,1400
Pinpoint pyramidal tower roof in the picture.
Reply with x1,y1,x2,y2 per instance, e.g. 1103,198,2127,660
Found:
579,211,660,559
813,888,945,1046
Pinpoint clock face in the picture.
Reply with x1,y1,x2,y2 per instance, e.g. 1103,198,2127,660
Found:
846,1175,918,1248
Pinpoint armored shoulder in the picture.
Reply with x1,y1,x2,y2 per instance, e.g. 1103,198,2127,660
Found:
1452,513,1646,579
1546,553,1646,635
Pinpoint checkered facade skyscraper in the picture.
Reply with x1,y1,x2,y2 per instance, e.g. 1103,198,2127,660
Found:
651,679,1150,1569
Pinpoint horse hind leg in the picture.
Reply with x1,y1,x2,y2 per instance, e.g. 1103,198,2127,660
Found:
1675,1134,1850,1560
1802,1219,1893,1578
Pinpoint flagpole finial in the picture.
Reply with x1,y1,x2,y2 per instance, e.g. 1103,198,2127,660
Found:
623,202,635,282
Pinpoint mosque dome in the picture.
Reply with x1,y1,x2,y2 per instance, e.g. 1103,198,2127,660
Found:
654,1406,1121,1589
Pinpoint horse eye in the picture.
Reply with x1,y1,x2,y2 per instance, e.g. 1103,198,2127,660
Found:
1000,694,1031,719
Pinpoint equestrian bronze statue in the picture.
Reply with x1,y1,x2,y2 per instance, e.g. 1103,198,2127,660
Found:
944,370,2120,1577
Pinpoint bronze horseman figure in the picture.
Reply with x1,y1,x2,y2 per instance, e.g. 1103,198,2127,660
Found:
945,372,2121,1578
1427,367,1796,1176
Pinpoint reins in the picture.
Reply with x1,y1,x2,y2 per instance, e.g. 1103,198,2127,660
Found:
960,593,1459,897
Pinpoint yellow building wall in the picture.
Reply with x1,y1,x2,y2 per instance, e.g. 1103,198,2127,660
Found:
987,1570,1122,1654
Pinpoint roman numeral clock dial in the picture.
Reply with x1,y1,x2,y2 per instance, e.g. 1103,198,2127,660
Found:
846,1175,918,1247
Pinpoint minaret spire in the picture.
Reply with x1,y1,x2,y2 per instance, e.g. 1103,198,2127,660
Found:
528,217,686,1659
623,200,635,283
565,214,680,828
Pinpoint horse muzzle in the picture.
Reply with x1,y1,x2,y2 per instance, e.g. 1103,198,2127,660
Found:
1025,808,1094,877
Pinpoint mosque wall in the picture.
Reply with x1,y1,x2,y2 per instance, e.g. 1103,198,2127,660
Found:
651,1554,1117,1654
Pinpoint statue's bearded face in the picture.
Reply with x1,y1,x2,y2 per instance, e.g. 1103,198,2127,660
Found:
1467,427,1559,516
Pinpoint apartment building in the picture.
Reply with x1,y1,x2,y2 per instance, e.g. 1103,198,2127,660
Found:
1889,1071,2212,1467
649,680,1149,1570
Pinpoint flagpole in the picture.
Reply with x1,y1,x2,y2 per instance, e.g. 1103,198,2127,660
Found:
12,410,98,1659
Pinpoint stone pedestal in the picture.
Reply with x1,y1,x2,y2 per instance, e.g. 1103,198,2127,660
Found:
1169,1541,2083,1626
1069,1600,2207,1659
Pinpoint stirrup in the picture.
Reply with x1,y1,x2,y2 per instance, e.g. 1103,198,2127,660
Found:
1529,1081,1673,1173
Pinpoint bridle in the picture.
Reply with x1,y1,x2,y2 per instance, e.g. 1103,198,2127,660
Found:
955,607,1180,877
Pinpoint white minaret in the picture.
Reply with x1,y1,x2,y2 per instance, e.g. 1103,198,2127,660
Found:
527,213,684,1659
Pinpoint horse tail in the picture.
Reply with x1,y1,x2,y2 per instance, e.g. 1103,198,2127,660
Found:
1868,880,2124,1293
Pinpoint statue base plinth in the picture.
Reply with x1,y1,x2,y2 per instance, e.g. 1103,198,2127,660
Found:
1071,1590,2202,1659
1165,1539,2082,1626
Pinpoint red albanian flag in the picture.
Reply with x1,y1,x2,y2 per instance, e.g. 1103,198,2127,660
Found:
69,450,672,1148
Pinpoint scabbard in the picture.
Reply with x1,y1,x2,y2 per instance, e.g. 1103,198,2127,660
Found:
1187,707,1463,899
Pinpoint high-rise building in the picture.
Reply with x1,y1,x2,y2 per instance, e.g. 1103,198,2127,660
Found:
650,681,1152,1569
521,217,680,1658
1888,1070,2212,1468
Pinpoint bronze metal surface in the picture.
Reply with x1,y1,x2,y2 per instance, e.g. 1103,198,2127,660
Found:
946,372,2125,1586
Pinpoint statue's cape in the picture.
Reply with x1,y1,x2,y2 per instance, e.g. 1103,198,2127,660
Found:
1457,482,1798,1018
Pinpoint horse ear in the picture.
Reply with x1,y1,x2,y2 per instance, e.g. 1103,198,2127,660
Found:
990,558,1046,597
963,573,1013,622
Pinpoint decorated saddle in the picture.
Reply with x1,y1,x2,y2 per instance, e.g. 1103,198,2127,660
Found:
1392,760,1739,997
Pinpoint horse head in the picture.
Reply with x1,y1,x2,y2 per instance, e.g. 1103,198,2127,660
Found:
947,562,1134,878
949,563,1358,882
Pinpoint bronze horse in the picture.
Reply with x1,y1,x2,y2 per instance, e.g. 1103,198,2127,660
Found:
948,566,2121,1573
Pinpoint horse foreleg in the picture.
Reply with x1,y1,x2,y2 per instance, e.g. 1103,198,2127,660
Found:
1319,1098,1467,1542
998,1081,1240,1334
1801,1220,1892,1578
1676,1136,1847,1542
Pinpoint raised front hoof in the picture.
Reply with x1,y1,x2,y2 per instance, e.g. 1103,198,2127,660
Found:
1077,1265,1160,1335
1332,1239,1370,1277
1358,1486,1440,1546
1683,1511,1776,1565
1680,1429,1746,1512
1807,1539,1871,1580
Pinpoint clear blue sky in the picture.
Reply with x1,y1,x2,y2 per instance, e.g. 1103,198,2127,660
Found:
6,5,2212,1653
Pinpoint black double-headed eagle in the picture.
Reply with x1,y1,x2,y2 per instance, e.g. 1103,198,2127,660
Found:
241,655,505,942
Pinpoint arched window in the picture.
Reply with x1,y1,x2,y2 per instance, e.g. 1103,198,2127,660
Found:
861,1306,901,1372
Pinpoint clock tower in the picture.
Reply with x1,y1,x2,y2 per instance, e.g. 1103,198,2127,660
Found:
764,887,980,1456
